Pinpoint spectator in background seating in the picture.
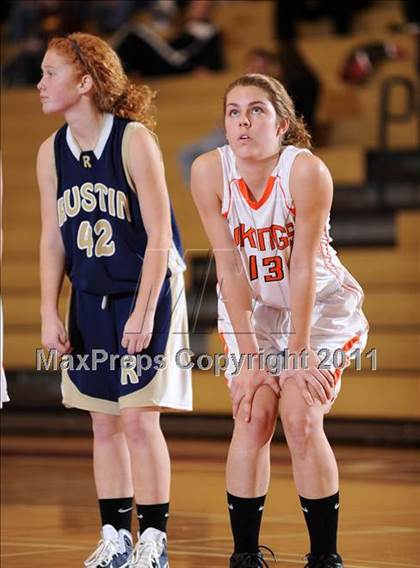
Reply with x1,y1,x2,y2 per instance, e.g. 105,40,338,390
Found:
340,41,407,85
114,0,225,77
402,0,420,32
277,43,321,139
247,46,321,138
88,0,142,35
3,0,86,86
3,1,192,86
274,0,372,40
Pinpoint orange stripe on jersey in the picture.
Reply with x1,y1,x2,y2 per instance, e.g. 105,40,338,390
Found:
278,179,296,216
218,331,231,385
219,331,229,355
333,335,360,383
237,176,275,210
342,335,360,352
320,229,343,284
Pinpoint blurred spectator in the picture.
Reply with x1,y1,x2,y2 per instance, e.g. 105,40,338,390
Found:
89,0,141,35
1,1,12,24
340,41,406,85
3,0,85,86
277,43,321,137
6,0,85,41
179,127,227,185
274,0,372,40
246,46,321,137
244,47,282,76
402,0,420,32
114,0,225,77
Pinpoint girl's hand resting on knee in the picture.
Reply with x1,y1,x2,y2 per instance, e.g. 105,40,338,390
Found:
231,365,280,422
279,349,335,406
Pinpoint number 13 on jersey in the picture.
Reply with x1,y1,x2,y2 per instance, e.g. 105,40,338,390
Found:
249,254,284,282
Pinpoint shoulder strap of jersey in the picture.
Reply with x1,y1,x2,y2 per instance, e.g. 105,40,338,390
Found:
121,121,161,194
276,145,312,206
217,144,237,217
52,126,64,194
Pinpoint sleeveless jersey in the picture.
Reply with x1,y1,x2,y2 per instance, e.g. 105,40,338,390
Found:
54,114,185,296
218,144,351,309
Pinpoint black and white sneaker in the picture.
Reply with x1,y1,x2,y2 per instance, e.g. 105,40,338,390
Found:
84,524,133,568
122,527,168,567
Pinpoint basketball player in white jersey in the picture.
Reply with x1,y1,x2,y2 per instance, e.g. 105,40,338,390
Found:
1,164,9,410
0,299,9,409
191,74,368,568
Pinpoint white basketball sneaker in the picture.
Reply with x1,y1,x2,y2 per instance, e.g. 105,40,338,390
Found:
84,524,133,568
122,527,168,568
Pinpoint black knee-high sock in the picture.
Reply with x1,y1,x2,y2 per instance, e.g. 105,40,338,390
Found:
227,492,266,553
299,492,339,555
136,503,169,534
99,497,133,532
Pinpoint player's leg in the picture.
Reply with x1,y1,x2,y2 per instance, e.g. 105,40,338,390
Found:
86,411,134,568
219,300,279,564
116,274,191,567
279,377,343,567
290,279,368,567
64,290,135,567
91,412,134,521
120,407,170,524
120,407,170,568
226,385,278,564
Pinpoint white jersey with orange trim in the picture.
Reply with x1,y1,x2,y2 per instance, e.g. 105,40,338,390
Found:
218,143,348,308
217,143,369,390
0,298,9,408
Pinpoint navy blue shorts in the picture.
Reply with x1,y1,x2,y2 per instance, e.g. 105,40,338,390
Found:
62,273,193,415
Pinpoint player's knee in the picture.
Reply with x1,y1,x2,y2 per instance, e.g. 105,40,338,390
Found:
90,413,121,442
235,405,277,447
120,411,160,445
281,409,321,457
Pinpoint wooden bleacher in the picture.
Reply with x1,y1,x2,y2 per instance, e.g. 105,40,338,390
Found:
2,1,419,421
211,0,418,148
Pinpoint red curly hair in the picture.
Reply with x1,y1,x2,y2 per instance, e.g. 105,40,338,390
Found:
48,32,156,130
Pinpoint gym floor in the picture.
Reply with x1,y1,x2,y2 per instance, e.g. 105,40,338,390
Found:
2,437,419,567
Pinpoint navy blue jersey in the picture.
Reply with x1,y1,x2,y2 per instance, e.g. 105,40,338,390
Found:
54,114,184,295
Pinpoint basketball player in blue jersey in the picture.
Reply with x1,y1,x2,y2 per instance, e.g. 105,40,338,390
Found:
37,33,192,568
192,74,368,568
